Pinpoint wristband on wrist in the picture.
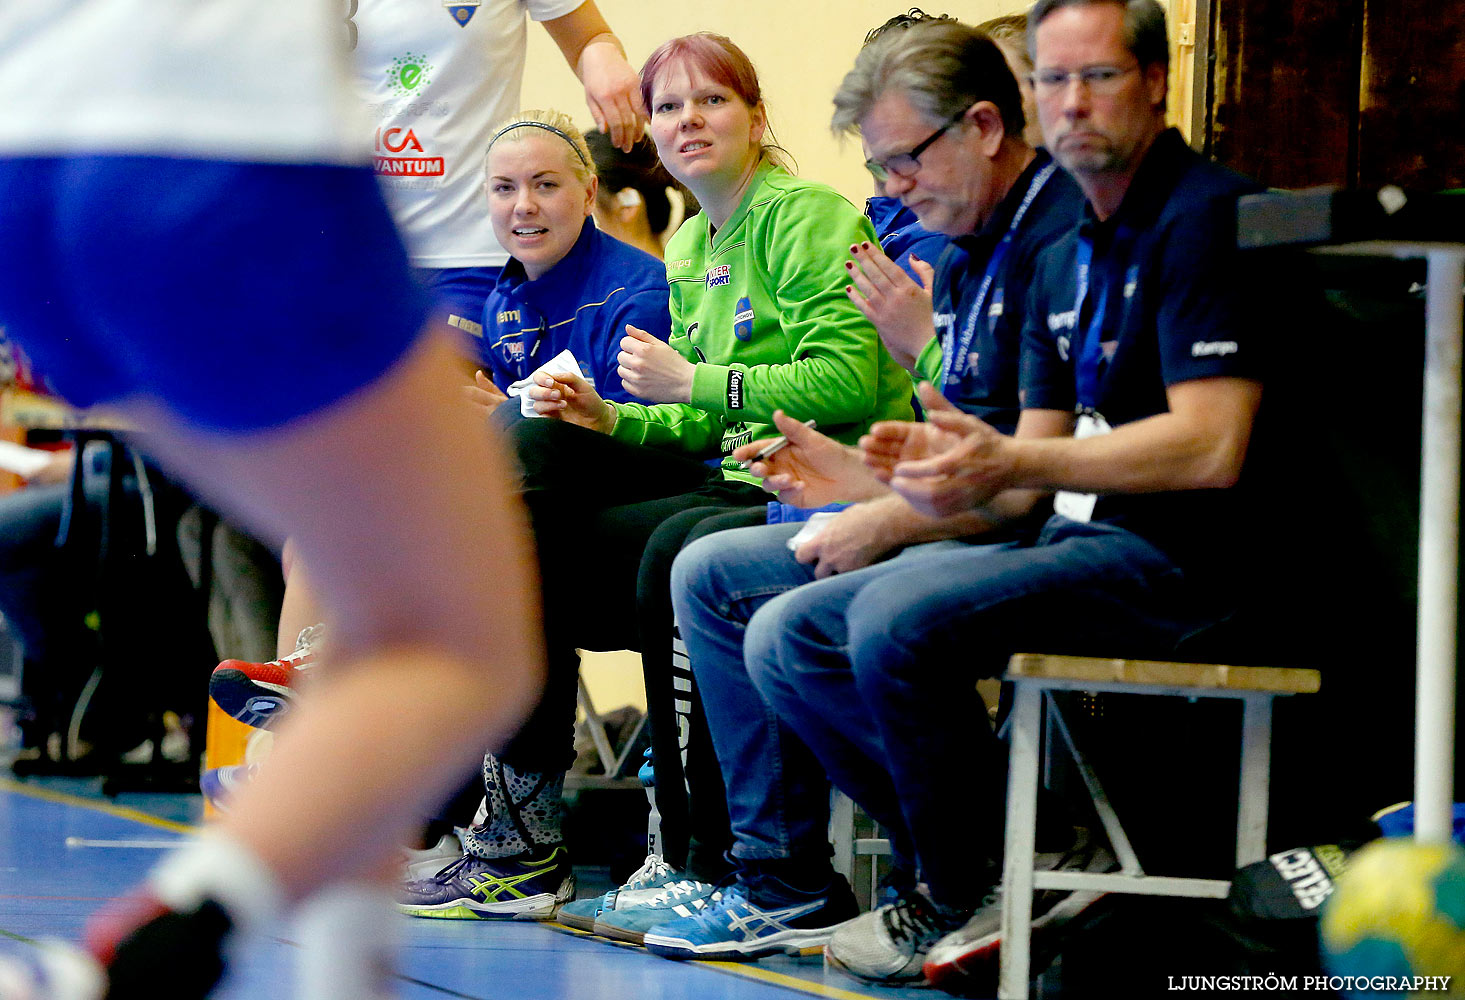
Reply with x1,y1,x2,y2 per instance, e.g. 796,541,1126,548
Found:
147,832,287,937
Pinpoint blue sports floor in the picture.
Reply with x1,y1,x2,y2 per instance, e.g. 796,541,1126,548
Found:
0,778,944,1000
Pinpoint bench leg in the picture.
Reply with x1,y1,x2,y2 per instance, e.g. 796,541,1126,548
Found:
1236,694,1272,867
999,683,1042,1000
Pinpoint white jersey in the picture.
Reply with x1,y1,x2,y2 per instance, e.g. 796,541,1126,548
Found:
352,0,582,268
0,1,366,163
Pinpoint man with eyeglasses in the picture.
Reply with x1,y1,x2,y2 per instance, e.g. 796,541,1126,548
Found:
646,19,1089,973
737,0,1275,991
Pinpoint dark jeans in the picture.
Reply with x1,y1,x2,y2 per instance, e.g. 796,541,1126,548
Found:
744,515,1217,910
505,418,764,873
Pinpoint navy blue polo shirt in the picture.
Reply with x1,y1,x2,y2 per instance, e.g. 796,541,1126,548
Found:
926,149,1085,433
1020,129,1268,571
479,220,671,403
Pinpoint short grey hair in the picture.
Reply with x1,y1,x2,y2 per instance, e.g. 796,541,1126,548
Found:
1027,0,1170,74
831,20,1025,139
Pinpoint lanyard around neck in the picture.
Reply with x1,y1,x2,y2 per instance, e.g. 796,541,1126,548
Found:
939,161,1059,400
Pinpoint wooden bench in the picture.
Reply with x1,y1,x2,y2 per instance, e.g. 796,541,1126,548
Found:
997,653,1321,999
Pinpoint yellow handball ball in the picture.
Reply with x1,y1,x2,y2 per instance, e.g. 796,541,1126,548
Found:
1319,838,1465,994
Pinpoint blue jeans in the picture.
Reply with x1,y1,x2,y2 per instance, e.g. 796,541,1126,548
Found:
671,520,983,869
743,514,1215,909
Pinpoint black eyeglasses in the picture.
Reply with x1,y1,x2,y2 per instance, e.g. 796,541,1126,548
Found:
863,112,965,183
1030,63,1139,97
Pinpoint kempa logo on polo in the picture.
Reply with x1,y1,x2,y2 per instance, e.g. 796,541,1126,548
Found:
387,53,433,97
1048,309,1078,332
1191,340,1238,357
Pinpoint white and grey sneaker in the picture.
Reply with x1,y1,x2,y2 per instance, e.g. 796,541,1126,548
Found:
823,888,968,984
401,832,465,881
923,830,1117,991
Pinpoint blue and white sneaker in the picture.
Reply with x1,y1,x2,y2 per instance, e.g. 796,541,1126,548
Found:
591,877,723,944
397,847,574,920
558,854,683,932
643,875,858,961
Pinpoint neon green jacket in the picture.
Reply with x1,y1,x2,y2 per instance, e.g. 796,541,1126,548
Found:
609,162,914,483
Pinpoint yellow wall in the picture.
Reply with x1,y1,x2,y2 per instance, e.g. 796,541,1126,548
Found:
523,1,1031,206
523,2,1186,205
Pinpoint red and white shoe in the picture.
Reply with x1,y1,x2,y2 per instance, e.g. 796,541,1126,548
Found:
208,624,323,729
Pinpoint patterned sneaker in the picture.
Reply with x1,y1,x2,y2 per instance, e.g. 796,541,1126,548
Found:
401,832,465,881
199,763,259,813
397,847,574,920
643,874,859,961
591,877,722,945
824,888,969,984
208,624,323,730
923,834,1116,993
558,854,683,932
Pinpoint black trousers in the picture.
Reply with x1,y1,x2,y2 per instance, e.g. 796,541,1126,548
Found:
504,419,765,873
637,504,766,879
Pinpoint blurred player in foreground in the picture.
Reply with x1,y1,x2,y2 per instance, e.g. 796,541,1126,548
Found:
0,3,543,997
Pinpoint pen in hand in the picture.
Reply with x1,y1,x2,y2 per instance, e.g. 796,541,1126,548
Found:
738,418,817,470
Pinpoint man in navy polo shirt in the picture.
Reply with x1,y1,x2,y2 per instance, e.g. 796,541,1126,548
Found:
742,0,1268,986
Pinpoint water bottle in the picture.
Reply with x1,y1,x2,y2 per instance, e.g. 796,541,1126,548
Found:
639,747,660,857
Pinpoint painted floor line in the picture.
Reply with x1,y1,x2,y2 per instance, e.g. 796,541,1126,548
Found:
545,919,889,1000
63,837,186,849
0,778,197,835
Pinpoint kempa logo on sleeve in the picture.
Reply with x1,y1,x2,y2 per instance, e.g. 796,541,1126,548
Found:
726,370,745,409
1191,340,1239,357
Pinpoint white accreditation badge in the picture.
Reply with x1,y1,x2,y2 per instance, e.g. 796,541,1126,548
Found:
1052,412,1112,523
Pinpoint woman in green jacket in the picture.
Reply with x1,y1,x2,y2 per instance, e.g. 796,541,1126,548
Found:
452,32,913,925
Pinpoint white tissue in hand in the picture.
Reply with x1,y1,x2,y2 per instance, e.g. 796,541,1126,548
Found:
785,511,840,551
507,349,584,418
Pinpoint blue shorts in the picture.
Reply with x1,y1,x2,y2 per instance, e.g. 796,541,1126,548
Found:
0,156,429,434
414,266,501,351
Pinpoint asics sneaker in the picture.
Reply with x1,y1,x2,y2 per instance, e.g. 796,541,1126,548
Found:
199,763,259,813
401,832,465,881
923,833,1116,993
824,888,969,984
591,877,722,944
397,847,574,920
643,874,858,961
558,854,683,932
208,624,323,730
